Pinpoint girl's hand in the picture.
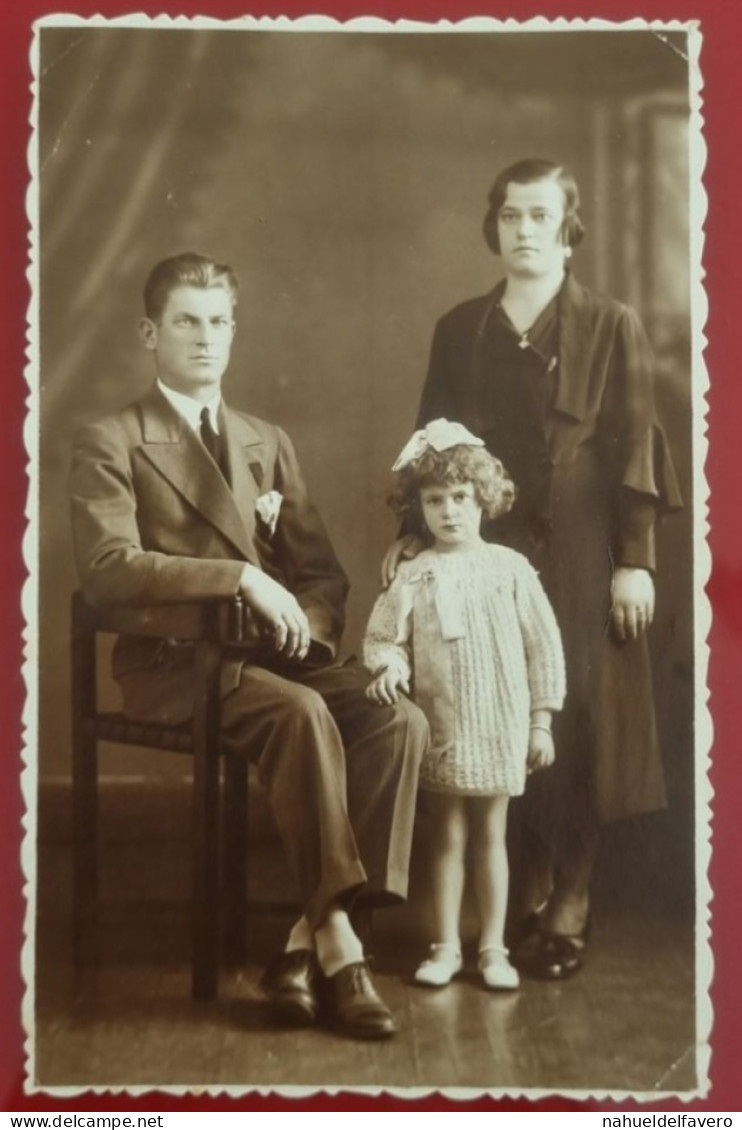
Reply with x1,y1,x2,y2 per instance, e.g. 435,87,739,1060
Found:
611,566,655,642
381,535,424,588
366,667,410,706
527,727,555,774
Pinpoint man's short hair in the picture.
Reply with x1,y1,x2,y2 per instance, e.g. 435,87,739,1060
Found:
143,252,239,321
482,158,586,255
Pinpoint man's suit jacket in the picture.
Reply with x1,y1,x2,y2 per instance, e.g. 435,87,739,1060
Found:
70,384,349,717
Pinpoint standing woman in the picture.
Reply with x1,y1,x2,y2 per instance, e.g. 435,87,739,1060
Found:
392,158,682,978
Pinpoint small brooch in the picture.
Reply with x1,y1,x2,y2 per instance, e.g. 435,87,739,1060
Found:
255,490,283,537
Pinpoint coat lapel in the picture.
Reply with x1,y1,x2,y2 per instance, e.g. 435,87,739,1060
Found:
137,387,261,562
467,274,594,425
553,273,593,422
467,285,503,435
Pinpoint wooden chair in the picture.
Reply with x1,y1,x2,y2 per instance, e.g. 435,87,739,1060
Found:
70,589,274,1001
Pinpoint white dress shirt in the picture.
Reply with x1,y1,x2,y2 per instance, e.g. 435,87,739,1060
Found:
157,379,222,435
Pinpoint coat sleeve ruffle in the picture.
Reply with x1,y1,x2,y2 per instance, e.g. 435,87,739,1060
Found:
619,419,683,513
607,305,684,515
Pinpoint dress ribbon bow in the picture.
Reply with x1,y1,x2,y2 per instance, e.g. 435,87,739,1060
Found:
394,568,467,645
394,567,465,756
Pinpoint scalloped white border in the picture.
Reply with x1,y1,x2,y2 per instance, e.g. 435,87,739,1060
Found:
23,12,710,1103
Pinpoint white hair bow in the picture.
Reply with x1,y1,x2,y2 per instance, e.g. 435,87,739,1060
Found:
391,418,485,472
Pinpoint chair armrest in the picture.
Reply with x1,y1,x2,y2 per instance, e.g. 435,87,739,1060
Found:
73,590,259,645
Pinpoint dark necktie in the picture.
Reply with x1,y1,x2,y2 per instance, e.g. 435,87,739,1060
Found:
200,407,228,480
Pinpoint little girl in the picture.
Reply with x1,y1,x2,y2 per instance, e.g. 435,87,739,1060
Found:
363,419,566,990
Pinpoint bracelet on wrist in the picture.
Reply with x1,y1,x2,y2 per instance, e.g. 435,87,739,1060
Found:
530,723,552,736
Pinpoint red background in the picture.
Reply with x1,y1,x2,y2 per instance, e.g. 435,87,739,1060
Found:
2,0,739,1112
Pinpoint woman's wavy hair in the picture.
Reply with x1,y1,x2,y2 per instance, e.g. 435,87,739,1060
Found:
482,158,586,256
389,445,516,539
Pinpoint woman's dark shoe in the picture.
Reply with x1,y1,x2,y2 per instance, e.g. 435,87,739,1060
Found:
513,922,590,981
323,960,397,1039
260,948,322,1025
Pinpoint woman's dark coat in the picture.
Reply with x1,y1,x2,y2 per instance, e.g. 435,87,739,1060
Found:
416,272,682,827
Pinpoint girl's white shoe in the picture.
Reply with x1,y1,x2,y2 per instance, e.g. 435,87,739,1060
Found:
414,943,463,987
478,945,520,990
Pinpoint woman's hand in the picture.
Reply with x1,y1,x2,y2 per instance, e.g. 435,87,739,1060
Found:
527,725,555,774
365,667,410,706
610,566,655,642
381,535,424,588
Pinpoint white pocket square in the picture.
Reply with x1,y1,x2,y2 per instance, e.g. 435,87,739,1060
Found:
255,490,283,537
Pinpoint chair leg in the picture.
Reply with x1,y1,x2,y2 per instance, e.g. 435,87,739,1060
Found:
191,638,223,1001
71,597,99,980
222,755,248,966
191,753,221,1000
72,731,99,976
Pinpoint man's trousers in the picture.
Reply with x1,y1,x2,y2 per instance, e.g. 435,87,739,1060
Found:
119,651,428,926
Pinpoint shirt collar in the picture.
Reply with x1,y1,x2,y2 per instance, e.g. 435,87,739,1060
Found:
157,380,222,434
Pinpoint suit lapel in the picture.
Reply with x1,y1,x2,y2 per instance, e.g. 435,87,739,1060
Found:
137,387,261,562
220,404,266,536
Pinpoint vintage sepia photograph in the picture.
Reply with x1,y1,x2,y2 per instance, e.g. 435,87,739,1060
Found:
26,15,706,1097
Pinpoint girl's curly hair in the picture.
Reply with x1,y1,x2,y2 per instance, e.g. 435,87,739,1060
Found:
389,444,516,538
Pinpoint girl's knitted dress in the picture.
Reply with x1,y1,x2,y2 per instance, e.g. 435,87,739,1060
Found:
363,542,566,795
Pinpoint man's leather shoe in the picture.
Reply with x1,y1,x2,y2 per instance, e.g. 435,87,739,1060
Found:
323,961,397,1039
260,949,321,1025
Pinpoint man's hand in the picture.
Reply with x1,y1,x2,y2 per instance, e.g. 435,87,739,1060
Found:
239,563,310,659
610,566,655,642
381,535,424,588
365,667,410,706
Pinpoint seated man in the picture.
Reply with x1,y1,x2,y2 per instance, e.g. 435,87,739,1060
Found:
69,252,428,1039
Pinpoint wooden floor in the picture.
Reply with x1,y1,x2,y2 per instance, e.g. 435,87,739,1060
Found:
31,784,699,1096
